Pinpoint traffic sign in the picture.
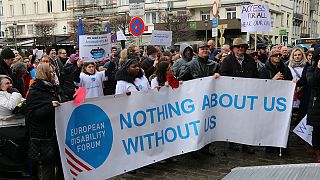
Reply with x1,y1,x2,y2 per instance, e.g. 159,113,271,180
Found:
111,34,117,43
212,17,219,28
212,28,218,37
129,17,145,37
212,0,218,17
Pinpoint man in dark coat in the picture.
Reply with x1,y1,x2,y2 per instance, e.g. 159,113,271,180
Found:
219,38,258,78
180,42,220,81
139,45,158,80
46,47,63,81
172,43,196,80
219,38,258,154
0,48,20,91
257,43,268,63
259,48,293,80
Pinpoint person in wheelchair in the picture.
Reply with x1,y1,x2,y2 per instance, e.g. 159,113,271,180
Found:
0,75,29,177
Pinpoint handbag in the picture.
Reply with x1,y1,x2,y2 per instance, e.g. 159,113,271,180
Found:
28,138,56,162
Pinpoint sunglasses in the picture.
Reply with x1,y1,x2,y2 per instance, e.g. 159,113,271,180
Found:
271,54,281,57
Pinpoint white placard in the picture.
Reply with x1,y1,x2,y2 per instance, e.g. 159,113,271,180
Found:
79,34,111,62
116,31,127,41
129,3,145,17
293,115,313,146
150,30,172,46
56,76,295,180
212,28,218,37
33,49,43,60
240,4,272,32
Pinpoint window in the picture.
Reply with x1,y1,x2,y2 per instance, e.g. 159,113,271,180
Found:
22,4,26,15
226,7,236,19
34,2,38,14
119,0,129,6
287,14,289,27
200,10,210,21
17,25,25,36
152,12,156,23
27,25,33,35
10,5,14,17
62,0,67,11
47,0,53,13
146,13,151,24
0,6,3,16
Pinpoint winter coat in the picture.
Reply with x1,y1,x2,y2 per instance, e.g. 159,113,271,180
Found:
219,54,258,78
306,66,320,127
259,60,293,80
26,80,65,138
296,63,312,117
0,59,18,90
50,57,64,79
115,76,150,94
61,61,78,100
172,44,195,80
0,91,25,127
179,56,220,81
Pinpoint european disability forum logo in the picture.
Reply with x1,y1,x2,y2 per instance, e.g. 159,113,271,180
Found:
65,104,113,179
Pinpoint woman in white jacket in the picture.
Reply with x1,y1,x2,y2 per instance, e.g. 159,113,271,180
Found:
0,75,25,127
115,59,150,94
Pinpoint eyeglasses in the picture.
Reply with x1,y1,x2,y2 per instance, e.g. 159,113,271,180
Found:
271,54,281,57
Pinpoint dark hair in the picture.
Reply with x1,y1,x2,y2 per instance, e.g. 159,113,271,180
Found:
311,47,320,68
155,61,170,86
115,59,144,83
82,62,96,75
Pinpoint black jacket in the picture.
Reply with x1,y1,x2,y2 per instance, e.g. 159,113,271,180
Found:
296,62,312,117
61,61,78,100
306,65,320,127
259,60,293,80
219,54,258,78
0,59,19,90
26,80,66,138
180,56,219,80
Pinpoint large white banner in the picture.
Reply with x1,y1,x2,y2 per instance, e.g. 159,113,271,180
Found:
79,34,111,62
240,4,272,32
55,77,295,180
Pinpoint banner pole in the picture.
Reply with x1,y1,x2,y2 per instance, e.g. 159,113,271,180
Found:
254,32,257,51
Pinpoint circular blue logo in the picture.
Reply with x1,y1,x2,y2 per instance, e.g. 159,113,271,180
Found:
65,104,113,168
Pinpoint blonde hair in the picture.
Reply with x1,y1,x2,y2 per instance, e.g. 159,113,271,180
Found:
119,49,128,65
288,48,307,67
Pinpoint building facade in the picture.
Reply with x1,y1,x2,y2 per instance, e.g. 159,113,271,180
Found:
2,0,70,48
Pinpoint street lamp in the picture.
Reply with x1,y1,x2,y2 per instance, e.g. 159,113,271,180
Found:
13,22,17,50
204,19,208,42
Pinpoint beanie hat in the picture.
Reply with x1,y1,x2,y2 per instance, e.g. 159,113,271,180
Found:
46,47,56,55
1,48,15,59
146,45,157,56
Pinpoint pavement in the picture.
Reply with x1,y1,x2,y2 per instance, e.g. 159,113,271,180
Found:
113,131,316,180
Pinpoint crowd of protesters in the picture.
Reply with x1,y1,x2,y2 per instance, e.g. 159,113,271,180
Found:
0,37,319,179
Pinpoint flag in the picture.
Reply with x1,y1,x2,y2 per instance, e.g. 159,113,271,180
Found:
77,17,84,45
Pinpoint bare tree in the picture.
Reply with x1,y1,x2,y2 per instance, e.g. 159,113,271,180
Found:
69,20,92,46
109,15,131,33
34,22,57,47
159,12,195,44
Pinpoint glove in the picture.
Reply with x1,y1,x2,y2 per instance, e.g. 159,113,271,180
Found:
7,88,20,94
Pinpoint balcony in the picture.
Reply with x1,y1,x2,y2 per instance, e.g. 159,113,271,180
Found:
293,13,303,21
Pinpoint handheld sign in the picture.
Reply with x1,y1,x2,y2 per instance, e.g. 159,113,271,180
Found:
129,17,145,37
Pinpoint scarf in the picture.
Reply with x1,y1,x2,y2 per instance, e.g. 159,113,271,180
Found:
289,60,306,68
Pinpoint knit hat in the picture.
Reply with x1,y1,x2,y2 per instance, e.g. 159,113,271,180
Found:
197,42,209,49
146,45,157,56
257,43,267,49
1,48,15,59
46,46,56,55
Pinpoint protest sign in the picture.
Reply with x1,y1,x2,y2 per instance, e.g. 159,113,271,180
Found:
293,115,313,146
116,31,127,41
79,34,111,62
33,49,43,60
240,4,272,32
150,30,172,46
56,76,295,180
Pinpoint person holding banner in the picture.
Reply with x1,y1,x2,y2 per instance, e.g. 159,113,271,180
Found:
150,61,180,90
74,59,116,99
179,42,220,81
115,59,150,95
26,63,65,180
219,38,258,154
172,43,196,81
306,48,320,162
